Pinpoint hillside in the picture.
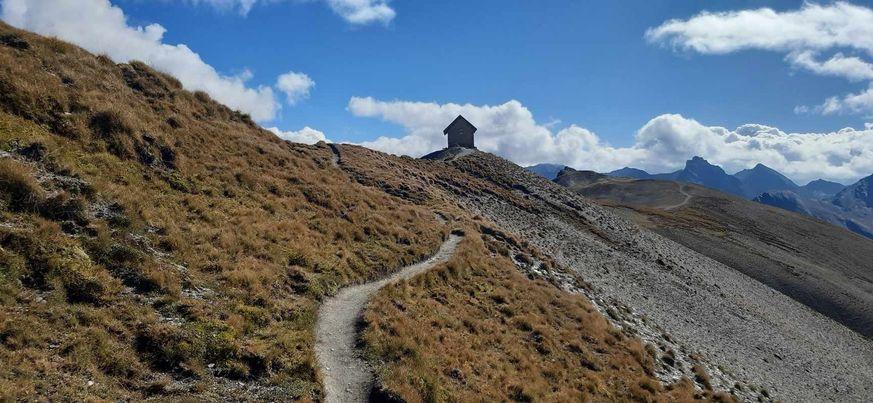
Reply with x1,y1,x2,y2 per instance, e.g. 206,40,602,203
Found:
555,168,873,338
0,22,733,401
2,22,873,403
756,175,873,239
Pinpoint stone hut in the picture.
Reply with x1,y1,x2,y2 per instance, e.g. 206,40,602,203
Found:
443,115,477,148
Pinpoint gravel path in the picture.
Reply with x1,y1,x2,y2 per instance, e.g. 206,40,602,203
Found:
663,183,692,210
315,234,463,403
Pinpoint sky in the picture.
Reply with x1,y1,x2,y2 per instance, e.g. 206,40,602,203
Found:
2,0,873,184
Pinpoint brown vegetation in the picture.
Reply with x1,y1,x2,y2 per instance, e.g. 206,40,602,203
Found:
0,22,445,400
0,22,722,401
362,228,705,402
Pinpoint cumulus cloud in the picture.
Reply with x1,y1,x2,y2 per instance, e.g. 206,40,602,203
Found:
350,97,645,169
185,0,395,24
350,97,873,184
816,85,873,115
646,2,873,115
276,72,315,105
326,0,394,25
787,51,873,82
267,126,329,144
1,0,287,121
645,2,873,55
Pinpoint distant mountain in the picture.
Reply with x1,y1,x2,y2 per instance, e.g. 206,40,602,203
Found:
554,167,608,188
832,174,873,210
672,156,746,197
607,167,654,179
554,174,873,338
605,158,860,224
755,175,873,239
611,157,745,197
801,179,846,199
753,191,810,216
734,163,799,198
525,163,566,180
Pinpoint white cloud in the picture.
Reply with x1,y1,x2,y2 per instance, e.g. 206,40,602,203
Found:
647,2,873,116
350,97,873,184
267,126,329,144
1,0,286,121
326,0,394,25
646,2,873,55
787,51,873,82
184,0,395,25
349,97,645,168
276,71,315,105
816,85,873,115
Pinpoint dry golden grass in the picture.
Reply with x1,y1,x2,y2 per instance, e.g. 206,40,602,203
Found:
362,229,705,402
0,21,723,402
0,22,446,400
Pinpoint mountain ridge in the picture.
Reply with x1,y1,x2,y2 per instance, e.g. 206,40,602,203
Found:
2,21,873,402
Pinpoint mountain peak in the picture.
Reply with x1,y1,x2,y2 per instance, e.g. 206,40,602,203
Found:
674,156,745,196
734,162,798,198
833,173,873,209
687,156,712,165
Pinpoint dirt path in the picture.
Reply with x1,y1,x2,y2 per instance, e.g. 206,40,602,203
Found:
315,234,463,403
328,143,341,167
664,183,692,210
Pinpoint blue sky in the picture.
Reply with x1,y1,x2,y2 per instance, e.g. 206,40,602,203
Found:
114,0,867,143
3,0,873,183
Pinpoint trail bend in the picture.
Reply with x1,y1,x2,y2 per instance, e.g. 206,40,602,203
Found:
315,234,463,403
664,183,693,210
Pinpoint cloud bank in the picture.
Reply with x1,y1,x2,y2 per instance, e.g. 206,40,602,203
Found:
351,97,873,185
646,1,873,116
188,0,395,25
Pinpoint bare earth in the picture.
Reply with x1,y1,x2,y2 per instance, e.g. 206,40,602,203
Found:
315,234,463,403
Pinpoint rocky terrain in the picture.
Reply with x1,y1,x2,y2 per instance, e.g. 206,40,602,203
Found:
556,168,873,338
411,150,873,402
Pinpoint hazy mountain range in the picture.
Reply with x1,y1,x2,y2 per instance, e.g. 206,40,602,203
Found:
528,158,873,239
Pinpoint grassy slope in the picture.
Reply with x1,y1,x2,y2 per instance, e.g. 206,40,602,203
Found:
0,23,445,400
0,23,715,401
340,146,723,402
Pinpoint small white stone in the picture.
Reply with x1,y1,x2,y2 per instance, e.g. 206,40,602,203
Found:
87,381,94,387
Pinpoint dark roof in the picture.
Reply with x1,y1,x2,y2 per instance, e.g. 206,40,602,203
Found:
443,115,477,135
